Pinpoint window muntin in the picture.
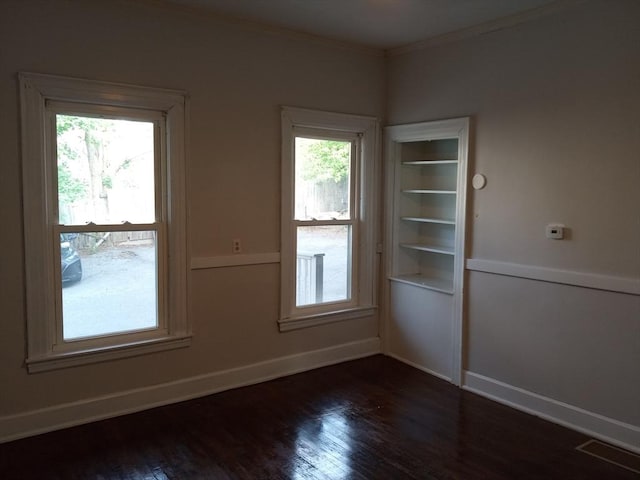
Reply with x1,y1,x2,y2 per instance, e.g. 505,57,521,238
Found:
20,72,189,371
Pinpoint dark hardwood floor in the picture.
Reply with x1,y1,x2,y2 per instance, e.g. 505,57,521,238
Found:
0,355,635,479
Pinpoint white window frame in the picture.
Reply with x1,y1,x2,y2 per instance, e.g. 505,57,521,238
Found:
280,107,378,332
20,72,190,372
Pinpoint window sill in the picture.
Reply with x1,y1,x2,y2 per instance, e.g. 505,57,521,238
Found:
26,335,192,373
278,306,376,332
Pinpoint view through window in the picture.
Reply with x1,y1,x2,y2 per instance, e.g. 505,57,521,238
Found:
294,137,354,307
56,115,159,340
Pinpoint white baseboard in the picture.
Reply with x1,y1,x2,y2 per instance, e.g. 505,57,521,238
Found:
386,352,453,383
463,370,640,454
0,337,381,444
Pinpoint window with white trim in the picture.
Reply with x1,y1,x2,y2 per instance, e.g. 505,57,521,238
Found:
20,73,190,372
280,107,378,331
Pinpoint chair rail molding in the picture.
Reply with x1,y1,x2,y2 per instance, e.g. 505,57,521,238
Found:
466,259,639,295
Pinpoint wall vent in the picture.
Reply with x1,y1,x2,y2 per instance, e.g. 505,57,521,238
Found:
576,439,640,474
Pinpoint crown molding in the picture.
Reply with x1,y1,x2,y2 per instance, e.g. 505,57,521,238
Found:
387,0,587,57
121,0,384,57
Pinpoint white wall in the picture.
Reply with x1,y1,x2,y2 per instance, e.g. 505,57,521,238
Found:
0,0,383,438
387,0,640,450
2,0,638,450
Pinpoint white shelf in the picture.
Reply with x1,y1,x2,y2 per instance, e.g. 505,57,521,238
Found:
389,274,454,294
385,117,469,385
400,243,454,255
402,160,458,165
401,216,455,225
402,189,457,195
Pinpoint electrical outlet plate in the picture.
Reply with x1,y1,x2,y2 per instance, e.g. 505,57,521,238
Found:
232,239,242,253
546,224,564,239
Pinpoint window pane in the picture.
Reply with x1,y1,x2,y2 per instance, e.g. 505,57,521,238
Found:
56,115,155,225
296,225,351,306
294,138,351,220
60,231,158,340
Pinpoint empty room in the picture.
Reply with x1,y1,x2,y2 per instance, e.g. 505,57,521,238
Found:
0,0,638,478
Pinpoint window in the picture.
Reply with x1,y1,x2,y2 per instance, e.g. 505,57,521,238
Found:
280,107,378,331
20,73,189,372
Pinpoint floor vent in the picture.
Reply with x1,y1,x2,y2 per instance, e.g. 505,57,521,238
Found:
576,439,640,474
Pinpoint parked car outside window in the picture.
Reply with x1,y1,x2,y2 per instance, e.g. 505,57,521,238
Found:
61,234,82,284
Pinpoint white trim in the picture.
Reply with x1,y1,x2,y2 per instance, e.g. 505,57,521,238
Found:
27,336,192,373
463,371,640,455
20,72,187,110
19,72,189,371
385,117,469,144
386,352,452,383
278,306,377,332
280,107,379,324
282,106,379,133
191,252,280,269
466,259,640,296
0,338,381,444
450,118,469,386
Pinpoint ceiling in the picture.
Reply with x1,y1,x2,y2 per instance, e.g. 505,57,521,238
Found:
162,0,559,50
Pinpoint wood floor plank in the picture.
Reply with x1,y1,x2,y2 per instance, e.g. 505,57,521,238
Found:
0,355,635,479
